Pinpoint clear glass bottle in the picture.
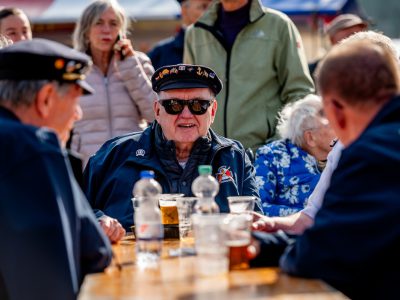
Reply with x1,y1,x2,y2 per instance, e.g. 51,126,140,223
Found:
133,170,163,268
192,165,220,214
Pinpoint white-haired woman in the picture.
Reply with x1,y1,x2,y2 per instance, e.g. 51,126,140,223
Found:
255,94,336,217
70,0,155,167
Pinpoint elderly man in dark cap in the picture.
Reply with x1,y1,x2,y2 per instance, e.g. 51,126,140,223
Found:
0,38,112,300
83,64,262,232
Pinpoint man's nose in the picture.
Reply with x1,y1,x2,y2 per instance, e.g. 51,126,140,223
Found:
74,105,83,121
179,104,193,117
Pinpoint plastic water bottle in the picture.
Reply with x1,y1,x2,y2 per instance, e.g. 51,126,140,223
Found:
133,170,163,268
192,165,220,214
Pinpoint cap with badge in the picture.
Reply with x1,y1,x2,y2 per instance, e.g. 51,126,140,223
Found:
325,14,367,37
151,64,223,95
0,38,94,94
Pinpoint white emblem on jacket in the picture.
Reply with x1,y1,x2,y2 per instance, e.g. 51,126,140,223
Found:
136,149,145,156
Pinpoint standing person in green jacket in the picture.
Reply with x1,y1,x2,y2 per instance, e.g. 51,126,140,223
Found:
184,0,314,153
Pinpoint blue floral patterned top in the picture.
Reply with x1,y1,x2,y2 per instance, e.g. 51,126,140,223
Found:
255,139,321,216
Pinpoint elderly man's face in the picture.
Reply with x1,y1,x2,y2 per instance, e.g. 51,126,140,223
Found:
46,83,83,146
154,88,217,146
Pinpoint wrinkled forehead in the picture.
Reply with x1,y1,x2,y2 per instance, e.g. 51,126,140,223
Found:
158,87,214,100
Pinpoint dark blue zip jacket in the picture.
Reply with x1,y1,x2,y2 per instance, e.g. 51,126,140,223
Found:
0,107,111,300
147,27,185,70
83,122,262,230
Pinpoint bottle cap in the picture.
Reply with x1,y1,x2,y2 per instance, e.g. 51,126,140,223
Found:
198,165,212,175
140,170,155,178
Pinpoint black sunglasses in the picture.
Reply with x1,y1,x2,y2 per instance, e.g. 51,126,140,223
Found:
159,98,214,115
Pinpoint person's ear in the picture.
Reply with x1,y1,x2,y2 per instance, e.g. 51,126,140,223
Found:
303,130,316,148
331,99,346,129
210,99,217,123
154,100,161,121
35,83,54,119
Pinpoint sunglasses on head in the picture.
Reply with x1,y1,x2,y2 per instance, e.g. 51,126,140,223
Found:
159,98,214,115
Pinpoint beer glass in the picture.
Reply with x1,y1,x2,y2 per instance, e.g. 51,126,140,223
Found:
158,194,183,225
223,214,252,270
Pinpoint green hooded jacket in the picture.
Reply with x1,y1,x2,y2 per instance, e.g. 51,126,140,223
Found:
184,0,314,152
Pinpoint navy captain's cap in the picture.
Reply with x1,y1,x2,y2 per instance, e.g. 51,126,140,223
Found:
151,64,223,95
0,38,94,94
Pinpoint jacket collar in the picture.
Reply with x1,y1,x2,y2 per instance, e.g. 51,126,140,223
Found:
0,106,21,123
125,121,235,168
365,94,400,130
209,127,235,151
197,0,265,27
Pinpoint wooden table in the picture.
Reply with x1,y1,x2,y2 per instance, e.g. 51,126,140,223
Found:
79,237,348,300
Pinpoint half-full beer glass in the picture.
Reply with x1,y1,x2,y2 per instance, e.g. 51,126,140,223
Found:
158,194,184,225
224,214,252,270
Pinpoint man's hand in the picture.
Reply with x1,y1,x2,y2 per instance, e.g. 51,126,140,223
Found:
251,211,276,232
98,215,126,243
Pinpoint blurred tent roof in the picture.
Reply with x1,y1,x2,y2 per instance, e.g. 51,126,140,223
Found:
0,0,362,24
261,0,362,16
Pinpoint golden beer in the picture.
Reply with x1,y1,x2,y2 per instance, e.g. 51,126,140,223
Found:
160,204,179,225
227,240,250,270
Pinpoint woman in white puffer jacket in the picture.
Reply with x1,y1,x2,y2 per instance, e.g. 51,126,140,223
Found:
71,0,156,168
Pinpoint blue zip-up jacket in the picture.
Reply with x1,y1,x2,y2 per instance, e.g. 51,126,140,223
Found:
83,122,262,230
0,107,112,300
147,27,185,70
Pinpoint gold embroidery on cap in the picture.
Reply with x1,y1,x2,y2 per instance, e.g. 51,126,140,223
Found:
62,73,85,81
54,59,65,70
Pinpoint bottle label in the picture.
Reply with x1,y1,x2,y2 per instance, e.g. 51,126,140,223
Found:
136,222,164,240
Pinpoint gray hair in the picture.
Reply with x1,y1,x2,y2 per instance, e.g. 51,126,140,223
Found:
340,30,399,61
0,80,72,107
72,0,128,53
277,94,323,147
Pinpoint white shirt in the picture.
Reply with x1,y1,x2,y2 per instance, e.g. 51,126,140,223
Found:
302,141,344,219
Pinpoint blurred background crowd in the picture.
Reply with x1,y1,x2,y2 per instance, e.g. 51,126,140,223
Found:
2,0,400,62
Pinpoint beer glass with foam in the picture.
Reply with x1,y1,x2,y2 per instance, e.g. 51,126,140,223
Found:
224,214,252,270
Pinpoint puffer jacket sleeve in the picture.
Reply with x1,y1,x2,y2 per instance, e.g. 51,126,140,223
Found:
117,51,156,122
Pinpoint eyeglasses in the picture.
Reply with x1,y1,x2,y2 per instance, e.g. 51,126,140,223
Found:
159,98,214,115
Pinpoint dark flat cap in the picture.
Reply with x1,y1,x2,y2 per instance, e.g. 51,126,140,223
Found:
0,38,94,94
152,64,223,95
325,14,367,36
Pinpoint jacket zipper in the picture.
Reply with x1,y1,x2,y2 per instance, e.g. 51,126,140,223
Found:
194,9,265,138
104,76,113,138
